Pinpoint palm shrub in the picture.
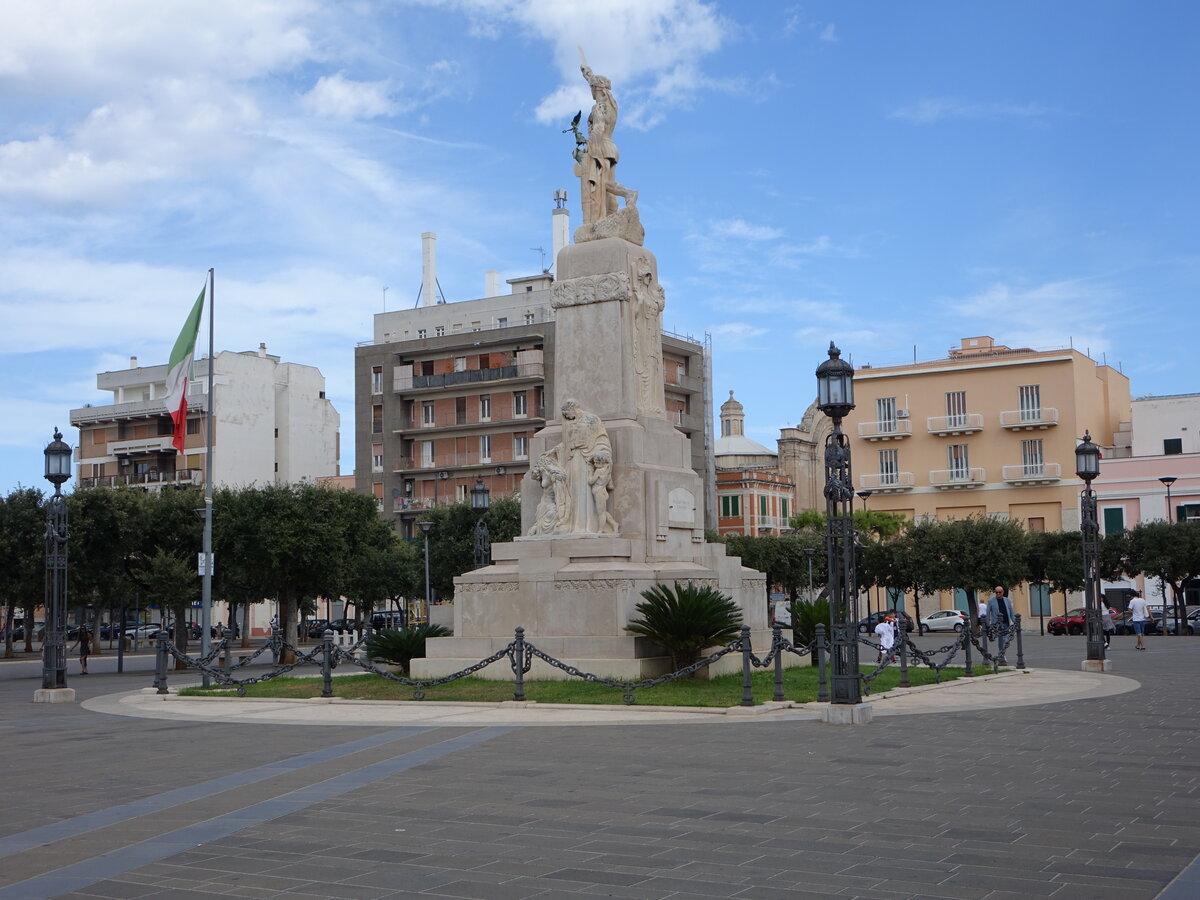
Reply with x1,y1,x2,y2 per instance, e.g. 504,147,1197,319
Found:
364,624,452,675
626,581,743,673
789,598,831,648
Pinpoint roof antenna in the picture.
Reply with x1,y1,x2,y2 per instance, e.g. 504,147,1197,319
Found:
531,246,548,274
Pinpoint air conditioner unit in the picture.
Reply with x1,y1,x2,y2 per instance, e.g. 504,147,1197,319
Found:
895,409,910,418
119,459,131,467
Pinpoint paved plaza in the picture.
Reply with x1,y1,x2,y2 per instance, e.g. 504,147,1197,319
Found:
2,634,1198,900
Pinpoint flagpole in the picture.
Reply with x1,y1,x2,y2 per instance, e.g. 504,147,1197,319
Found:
200,268,215,685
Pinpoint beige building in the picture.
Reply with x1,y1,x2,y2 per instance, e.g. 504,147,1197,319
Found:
714,391,795,536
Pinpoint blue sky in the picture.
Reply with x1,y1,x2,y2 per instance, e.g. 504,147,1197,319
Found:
2,0,1196,494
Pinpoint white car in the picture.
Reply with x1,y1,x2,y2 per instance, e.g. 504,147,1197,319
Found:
919,609,967,634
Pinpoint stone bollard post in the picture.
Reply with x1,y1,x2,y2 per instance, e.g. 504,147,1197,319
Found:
321,629,335,698
1015,615,1026,670
772,624,785,702
815,623,829,703
740,626,754,708
154,633,169,695
963,626,974,677
512,627,526,702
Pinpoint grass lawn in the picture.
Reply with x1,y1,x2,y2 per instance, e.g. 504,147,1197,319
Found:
179,663,968,707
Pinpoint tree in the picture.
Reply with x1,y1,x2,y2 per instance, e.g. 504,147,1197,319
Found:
344,540,422,624
0,487,45,657
139,548,199,661
1025,530,1083,618
1123,521,1200,632
919,516,1029,629
420,497,521,601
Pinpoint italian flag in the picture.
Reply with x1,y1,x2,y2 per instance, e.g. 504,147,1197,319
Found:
165,287,206,455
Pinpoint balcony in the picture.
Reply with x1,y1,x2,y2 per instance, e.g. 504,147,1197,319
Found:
79,469,203,489
1001,462,1062,485
999,408,1060,430
70,394,207,426
393,407,546,434
859,472,915,493
857,419,913,441
927,414,984,436
108,436,176,456
930,467,986,490
394,362,544,393
395,452,534,472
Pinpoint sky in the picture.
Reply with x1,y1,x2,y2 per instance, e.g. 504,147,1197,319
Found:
2,0,1197,494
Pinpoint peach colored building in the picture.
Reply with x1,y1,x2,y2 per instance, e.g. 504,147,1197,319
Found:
714,391,796,536
843,336,1131,617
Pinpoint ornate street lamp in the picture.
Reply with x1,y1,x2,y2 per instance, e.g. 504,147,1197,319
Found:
41,428,72,698
471,476,491,569
804,546,816,605
1074,431,1106,666
418,520,433,625
816,342,861,705
1159,476,1179,634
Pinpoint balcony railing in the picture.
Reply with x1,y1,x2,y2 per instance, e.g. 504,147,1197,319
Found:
930,467,986,489
394,363,544,392
395,452,533,471
999,408,1060,430
393,407,546,432
859,472,915,491
108,436,176,456
70,394,207,426
1001,462,1062,484
857,419,913,440
79,469,203,489
927,414,984,436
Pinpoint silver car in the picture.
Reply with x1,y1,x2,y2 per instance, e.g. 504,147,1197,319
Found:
919,609,967,634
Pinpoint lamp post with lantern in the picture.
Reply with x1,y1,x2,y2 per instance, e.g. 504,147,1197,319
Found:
39,428,74,701
417,520,433,626
1075,431,1107,668
816,342,862,706
471,476,492,569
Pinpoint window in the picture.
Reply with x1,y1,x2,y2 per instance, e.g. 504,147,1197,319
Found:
513,391,527,417
274,428,279,438
878,448,899,485
524,313,535,325
455,396,467,424
187,418,200,435
1164,438,1183,455
318,391,325,399
419,440,434,467
422,401,436,426
416,328,427,339
721,495,741,517
454,356,466,372
946,391,967,428
371,366,382,394
479,394,491,421
435,325,445,337
371,404,383,434
780,498,789,520
1031,583,1051,615
1102,507,1125,535
876,397,897,431
471,321,481,332
157,417,173,436
480,434,492,462
497,317,508,328
514,435,529,459
947,443,970,480
1028,517,1045,533
371,445,383,473
1021,438,1044,476
1019,385,1041,422
759,495,768,517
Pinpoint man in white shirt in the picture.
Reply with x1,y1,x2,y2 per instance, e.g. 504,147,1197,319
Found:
874,615,896,663
1127,593,1152,651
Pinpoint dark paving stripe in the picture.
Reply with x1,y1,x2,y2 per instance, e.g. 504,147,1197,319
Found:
1158,848,1200,899
0,726,437,858
0,726,512,900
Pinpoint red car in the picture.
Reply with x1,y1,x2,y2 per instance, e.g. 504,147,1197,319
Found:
1047,607,1118,635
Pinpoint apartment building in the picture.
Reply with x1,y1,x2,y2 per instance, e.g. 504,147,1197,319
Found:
355,236,713,537
714,391,795,536
69,346,340,489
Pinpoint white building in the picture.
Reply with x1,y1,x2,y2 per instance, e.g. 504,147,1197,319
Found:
1131,393,1200,458
69,345,340,489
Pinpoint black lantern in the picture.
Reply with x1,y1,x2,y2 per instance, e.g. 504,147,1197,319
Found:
816,342,855,420
1074,430,1101,483
44,428,72,488
470,476,490,512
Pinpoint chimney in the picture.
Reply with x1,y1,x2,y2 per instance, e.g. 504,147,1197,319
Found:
421,232,437,307
485,270,501,298
258,342,267,357
552,189,569,271
129,356,138,368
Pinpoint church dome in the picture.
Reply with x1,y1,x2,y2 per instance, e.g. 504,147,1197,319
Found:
715,390,776,462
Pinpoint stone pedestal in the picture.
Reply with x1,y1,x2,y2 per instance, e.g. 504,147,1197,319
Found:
822,703,874,725
33,687,76,704
413,236,771,681
1081,659,1113,673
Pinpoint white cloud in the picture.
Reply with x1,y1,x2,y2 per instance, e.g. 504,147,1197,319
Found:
944,278,1116,353
709,322,767,349
890,97,1052,124
441,0,732,127
819,24,838,43
302,73,399,119
711,218,783,241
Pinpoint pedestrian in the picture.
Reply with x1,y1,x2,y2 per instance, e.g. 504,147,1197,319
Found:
975,593,989,636
1101,601,1117,649
1128,592,1152,650
874,614,896,664
73,625,91,675
986,585,1015,664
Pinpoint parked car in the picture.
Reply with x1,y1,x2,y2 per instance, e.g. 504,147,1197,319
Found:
371,611,409,631
919,609,967,634
8,621,46,641
305,619,331,639
857,610,915,634
1048,607,1119,636
326,618,358,635
124,623,164,641
1161,608,1200,636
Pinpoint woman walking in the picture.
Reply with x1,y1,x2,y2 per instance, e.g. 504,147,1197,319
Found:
74,625,91,675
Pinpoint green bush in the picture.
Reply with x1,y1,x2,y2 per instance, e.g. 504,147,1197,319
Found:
789,598,831,646
626,581,743,673
364,624,452,675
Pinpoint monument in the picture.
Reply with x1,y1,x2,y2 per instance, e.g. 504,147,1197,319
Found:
414,62,767,679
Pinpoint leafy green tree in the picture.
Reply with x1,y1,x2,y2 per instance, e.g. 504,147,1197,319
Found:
788,509,825,532
919,515,1029,628
344,540,422,624
0,487,45,657
625,582,743,672
1025,530,1083,618
139,548,199,658
418,497,521,601
364,623,452,675
1123,521,1200,629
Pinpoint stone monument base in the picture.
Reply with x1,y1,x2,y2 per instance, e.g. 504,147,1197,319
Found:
412,536,771,681
33,687,76,704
